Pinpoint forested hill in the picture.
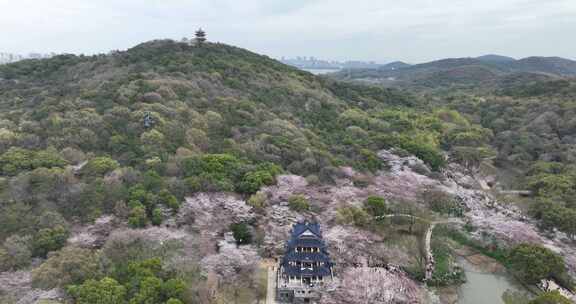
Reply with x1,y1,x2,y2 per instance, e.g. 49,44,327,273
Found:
0,39,491,179
0,38,491,249
2,39,576,304
0,40,407,172
0,40,500,302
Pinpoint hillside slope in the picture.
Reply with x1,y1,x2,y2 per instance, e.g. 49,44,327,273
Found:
2,40,575,304
0,39,492,179
0,40,504,303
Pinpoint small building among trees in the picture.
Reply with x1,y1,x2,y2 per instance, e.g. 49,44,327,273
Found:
277,221,333,303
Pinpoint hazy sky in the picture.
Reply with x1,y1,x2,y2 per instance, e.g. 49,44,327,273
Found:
1,0,575,63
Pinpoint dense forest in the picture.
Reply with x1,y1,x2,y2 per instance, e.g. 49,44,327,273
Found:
427,80,576,241
0,40,495,303
332,56,576,245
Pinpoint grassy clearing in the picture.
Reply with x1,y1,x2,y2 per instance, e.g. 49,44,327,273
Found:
434,224,509,265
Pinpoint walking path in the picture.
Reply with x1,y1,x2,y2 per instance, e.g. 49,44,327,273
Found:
262,259,277,304
424,219,461,281
375,213,461,281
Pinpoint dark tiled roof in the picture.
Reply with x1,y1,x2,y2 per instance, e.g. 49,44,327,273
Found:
286,237,326,249
283,252,331,262
291,222,321,238
283,265,332,277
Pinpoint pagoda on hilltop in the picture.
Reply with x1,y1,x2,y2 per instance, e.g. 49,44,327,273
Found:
277,221,333,303
195,28,207,45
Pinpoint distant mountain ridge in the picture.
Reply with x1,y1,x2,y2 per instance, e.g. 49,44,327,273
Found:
379,61,412,71
332,54,576,89
510,56,576,75
476,54,516,63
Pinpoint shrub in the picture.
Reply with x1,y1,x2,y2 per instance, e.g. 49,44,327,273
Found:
528,174,575,198
158,189,180,212
237,163,282,194
508,244,566,284
182,154,281,194
363,196,388,217
237,170,275,194
355,149,382,172
247,192,267,209
0,247,9,271
130,276,164,304
32,226,69,258
0,147,67,176
163,278,186,300
1,235,32,270
32,247,99,289
288,195,310,212
336,206,370,227
73,180,107,221
182,154,241,178
529,291,572,304
68,277,126,304
230,223,252,245
142,170,164,191
305,174,320,185
82,156,119,176
128,205,148,228
151,208,163,226
531,200,576,239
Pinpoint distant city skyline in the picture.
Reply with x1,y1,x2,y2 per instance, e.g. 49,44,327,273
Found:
0,52,55,64
1,48,393,66
279,56,384,70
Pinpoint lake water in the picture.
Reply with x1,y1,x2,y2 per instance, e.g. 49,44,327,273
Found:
302,68,341,75
457,258,527,304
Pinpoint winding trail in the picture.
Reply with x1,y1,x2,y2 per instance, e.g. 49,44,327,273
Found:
423,219,460,281
375,214,461,281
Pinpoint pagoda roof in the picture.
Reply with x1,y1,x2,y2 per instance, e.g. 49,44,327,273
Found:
291,222,322,238
287,237,326,249
283,251,331,263
282,265,332,277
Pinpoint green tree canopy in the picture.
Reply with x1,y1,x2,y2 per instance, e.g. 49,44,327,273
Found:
508,244,566,284
529,291,572,304
230,222,252,245
68,277,127,304
363,196,388,217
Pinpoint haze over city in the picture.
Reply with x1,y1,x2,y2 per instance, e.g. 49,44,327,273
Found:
1,0,576,63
